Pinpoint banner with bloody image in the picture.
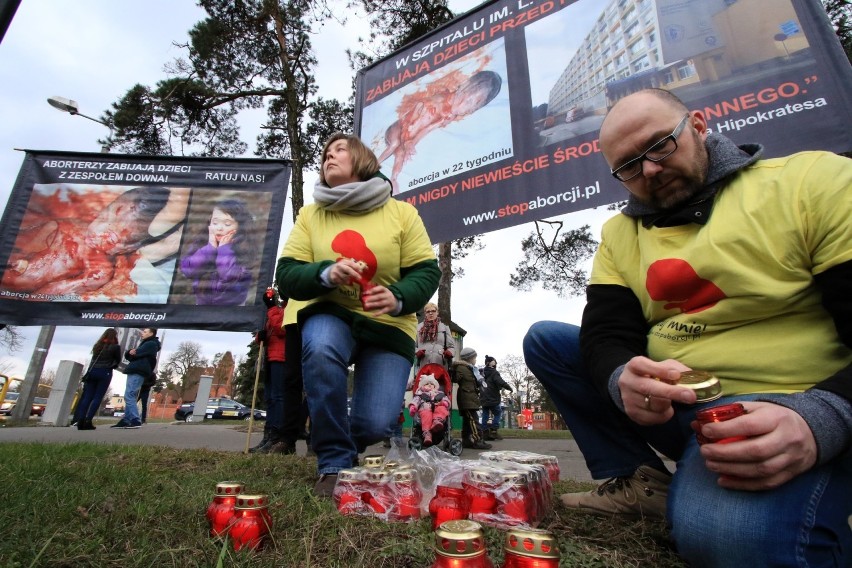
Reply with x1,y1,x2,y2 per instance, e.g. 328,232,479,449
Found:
0,150,290,331
355,0,852,243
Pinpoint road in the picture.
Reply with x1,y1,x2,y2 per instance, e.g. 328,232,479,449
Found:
0,420,600,482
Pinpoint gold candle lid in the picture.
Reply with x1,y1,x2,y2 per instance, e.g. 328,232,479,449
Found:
214,481,244,496
434,520,487,558
365,469,389,483
504,529,560,559
676,370,722,403
363,455,385,468
234,494,269,510
337,468,363,482
391,468,418,483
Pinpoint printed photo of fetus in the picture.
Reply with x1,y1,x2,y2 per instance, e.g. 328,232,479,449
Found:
362,37,513,194
0,184,190,303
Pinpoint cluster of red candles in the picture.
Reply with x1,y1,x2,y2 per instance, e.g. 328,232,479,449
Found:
331,452,558,530
206,481,273,551
334,464,425,521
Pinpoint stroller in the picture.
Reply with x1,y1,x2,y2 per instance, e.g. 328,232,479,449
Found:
407,363,463,456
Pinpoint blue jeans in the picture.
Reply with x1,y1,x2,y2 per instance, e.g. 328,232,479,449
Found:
123,373,144,424
74,367,112,422
523,320,852,567
480,405,502,431
301,314,411,475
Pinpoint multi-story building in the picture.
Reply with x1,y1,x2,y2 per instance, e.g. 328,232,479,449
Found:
546,0,810,122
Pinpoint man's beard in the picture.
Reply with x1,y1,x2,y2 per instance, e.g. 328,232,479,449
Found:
643,132,709,210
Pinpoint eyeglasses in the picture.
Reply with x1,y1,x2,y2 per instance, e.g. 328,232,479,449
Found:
610,114,691,182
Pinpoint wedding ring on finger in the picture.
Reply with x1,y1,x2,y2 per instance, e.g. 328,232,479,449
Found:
644,394,652,411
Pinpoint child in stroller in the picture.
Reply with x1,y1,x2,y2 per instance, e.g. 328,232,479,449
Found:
408,375,448,447
408,363,463,455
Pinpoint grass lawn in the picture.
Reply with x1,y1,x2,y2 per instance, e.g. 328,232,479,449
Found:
0,437,686,567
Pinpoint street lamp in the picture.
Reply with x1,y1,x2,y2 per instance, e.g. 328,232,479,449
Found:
47,95,114,152
9,96,114,424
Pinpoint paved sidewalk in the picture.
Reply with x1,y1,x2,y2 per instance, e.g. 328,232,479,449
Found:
0,420,598,482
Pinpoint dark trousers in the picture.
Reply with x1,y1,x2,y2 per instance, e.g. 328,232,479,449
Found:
280,324,306,445
138,386,152,423
74,368,112,422
460,408,484,443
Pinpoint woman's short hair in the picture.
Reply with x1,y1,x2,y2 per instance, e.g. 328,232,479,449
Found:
319,133,380,185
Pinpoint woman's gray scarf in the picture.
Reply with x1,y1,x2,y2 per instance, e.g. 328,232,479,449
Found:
313,175,392,215
622,131,763,218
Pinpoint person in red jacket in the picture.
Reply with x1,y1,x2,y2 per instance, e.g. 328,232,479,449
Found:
250,287,292,454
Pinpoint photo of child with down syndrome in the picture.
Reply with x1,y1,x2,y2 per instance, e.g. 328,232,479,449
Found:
176,194,267,306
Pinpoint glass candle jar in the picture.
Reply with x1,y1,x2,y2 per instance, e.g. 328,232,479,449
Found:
206,481,244,537
229,494,272,551
501,528,560,567
429,485,469,530
334,468,368,516
364,468,392,517
496,472,534,527
463,467,499,518
432,520,494,568
390,467,423,521
695,403,748,445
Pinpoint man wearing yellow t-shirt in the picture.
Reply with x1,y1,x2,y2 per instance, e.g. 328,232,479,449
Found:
524,89,851,567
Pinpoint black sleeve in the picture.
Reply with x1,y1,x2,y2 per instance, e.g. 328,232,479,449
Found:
811,260,852,402
580,284,649,397
495,371,513,391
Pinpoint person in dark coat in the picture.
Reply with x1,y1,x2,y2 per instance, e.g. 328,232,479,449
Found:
452,347,491,450
73,328,122,430
479,355,513,440
112,328,160,429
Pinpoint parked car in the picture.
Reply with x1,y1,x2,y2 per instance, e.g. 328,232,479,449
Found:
0,393,49,416
173,397,266,422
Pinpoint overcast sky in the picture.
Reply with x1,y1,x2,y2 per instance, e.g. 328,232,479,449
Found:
0,0,612,395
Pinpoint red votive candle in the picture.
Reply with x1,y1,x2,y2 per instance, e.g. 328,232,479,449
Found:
695,403,748,445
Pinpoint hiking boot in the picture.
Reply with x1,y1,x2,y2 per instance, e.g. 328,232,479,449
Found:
266,440,296,455
313,474,338,498
249,431,271,453
559,465,670,519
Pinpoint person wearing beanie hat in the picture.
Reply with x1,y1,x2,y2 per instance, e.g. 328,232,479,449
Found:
408,374,449,447
479,354,513,441
452,347,492,450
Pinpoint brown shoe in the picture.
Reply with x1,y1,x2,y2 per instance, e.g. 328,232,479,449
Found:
313,474,338,498
559,466,670,519
266,441,296,455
